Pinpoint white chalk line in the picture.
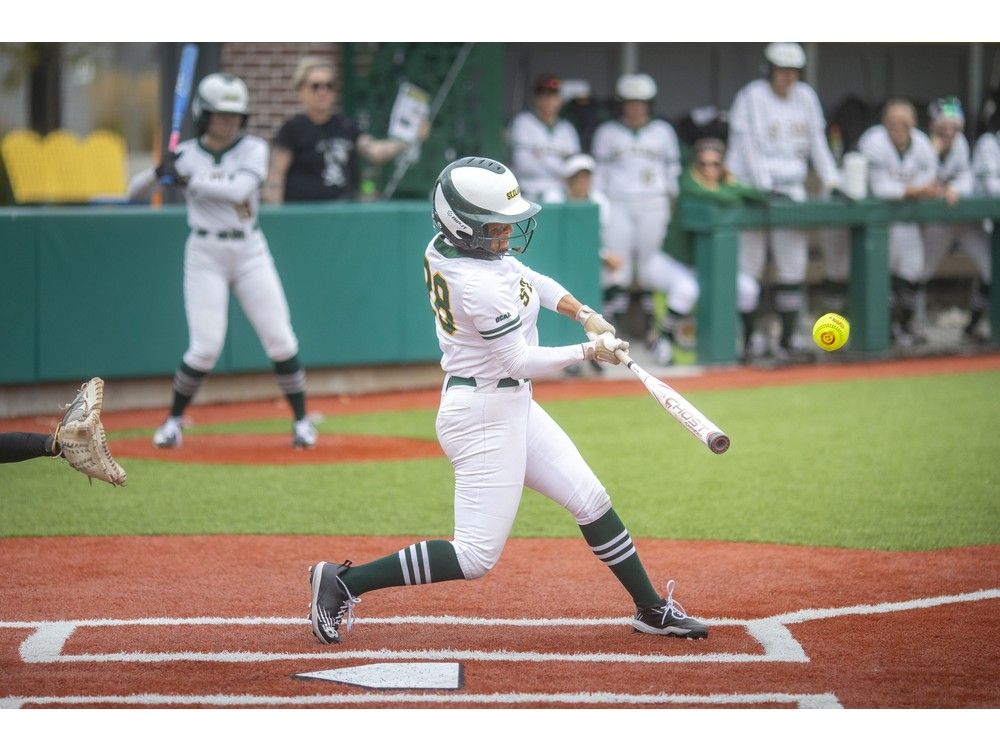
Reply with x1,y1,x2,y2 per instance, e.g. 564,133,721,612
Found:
0,690,844,709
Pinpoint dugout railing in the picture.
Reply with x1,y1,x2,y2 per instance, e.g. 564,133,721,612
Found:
681,196,1000,364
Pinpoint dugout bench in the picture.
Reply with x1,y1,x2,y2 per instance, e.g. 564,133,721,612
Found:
681,196,1000,364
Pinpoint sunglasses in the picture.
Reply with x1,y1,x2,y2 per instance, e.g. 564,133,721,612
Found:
697,160,722,168
307,81,334,92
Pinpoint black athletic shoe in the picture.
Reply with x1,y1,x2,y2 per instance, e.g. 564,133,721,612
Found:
308,560,359,645
632,580,708,639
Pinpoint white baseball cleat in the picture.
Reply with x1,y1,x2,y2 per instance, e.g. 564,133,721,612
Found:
152,416,184,448
293,418,318,449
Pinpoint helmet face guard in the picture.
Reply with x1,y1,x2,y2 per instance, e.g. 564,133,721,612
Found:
431,157,541,256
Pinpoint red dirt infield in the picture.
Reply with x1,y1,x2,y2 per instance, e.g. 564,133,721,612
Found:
1,535,998,708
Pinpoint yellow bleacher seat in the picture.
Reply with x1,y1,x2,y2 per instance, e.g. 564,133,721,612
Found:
83,130,128,198
43,130,91,203
1,130,54,203
1,128,129,204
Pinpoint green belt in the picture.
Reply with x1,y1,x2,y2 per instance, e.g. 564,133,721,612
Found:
446,376,526,390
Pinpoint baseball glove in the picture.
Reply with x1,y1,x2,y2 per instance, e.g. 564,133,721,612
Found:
54,377,127,486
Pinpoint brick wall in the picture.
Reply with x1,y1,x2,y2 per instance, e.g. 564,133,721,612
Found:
220,43,341,142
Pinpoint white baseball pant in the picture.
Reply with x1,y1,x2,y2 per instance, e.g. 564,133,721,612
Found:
922,223,992,283
604,194,699,313
435,379,612,580
181,231,299,372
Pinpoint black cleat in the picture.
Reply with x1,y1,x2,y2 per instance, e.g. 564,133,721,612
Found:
308,560,359,645
632,580,708,639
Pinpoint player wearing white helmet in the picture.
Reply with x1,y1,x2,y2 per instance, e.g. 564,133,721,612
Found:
921,97,993,344
858,99,940,346
307,156,708,646
726,43,841,361
128,73,316,449
509,74,582,201
592,73,696,364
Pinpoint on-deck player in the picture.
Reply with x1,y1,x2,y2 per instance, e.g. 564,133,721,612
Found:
128,74,316,449
725,43,841,361
308,156,708,645
592,73,697,364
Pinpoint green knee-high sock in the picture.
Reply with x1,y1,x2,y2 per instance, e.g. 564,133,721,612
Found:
170,362,208,417
579,508,661,609
339,540,466,596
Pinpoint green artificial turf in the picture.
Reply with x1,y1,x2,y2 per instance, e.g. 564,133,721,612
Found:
2,370,998,550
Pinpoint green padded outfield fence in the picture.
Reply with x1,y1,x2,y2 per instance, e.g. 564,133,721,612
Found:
0,201,600,385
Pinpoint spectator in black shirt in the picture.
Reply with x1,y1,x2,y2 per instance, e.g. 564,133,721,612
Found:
265,57,421,203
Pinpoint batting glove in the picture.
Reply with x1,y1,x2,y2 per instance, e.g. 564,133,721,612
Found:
576,305,616,338
156,152,189,187
583,332,629,365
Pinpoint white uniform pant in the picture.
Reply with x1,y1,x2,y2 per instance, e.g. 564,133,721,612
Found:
740,227,809,284
435,380,611,580
604,194,698,314
181,230,299,372
821,225,925,283
922,223,992,283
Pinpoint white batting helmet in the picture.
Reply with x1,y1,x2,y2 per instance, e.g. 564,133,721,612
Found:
192,73,250,133
616,73,657,101
764,43,806,70
431,157,540,256
928,96,965,126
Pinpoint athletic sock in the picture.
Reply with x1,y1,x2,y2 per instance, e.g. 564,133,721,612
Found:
339,540,466,596
892,276,920,333
820,279,848,314
741,311,756,352
658,307,685,342
0,432,55,463
273,355,307,421
966,282,990,334
170,361,208,418
579,508,661,609
773,283,804,349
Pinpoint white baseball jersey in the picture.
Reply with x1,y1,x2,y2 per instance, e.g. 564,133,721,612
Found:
591,119,681,200
172,135,268,232
972,133,1000,195
509,111,581,200
422,234,578,381
858,125,938,198
726,79,839,198
934,132,974,195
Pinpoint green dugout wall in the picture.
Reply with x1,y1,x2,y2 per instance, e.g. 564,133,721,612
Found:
0,202,601,385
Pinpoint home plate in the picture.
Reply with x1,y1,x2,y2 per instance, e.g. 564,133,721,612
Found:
294,662,463,690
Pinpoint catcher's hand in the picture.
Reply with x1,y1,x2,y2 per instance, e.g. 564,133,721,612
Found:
576,305,616,338
54,377,127,486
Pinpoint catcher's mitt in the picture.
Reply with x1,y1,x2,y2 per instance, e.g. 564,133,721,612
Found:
54,377,127,487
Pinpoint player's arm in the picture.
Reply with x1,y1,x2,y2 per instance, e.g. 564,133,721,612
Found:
728,89,772,191
187,139,266,203
357,132,418,165
979,137,1000,195
664,125,682,197
126,168,158,202
508,114,546,182
264,145,293,204
806,90,841,191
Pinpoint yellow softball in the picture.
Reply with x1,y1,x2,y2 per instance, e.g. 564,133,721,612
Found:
812,313,850,351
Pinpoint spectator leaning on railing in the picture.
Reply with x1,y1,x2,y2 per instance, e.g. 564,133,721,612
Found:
858,98,940,347
664,138,767,363
921,97,993,344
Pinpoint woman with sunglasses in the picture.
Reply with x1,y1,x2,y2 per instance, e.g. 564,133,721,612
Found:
663,139,767,363
265,57,424,203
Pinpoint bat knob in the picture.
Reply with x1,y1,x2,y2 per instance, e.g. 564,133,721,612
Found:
707,432,730,454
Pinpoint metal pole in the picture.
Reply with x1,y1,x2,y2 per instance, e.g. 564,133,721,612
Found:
621,42,639,75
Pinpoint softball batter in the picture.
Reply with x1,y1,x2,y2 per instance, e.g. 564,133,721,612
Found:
128,74,315,449
309,156,708,644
